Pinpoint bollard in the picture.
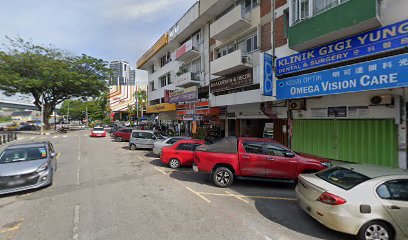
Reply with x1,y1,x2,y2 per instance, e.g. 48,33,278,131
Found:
7,133,10,142
14,132,17,140
0,135,2,145
2,135,5,144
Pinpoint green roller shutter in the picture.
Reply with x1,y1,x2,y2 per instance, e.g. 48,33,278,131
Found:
292,119,398,167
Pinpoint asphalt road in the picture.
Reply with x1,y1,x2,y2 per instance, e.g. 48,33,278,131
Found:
0,131,356,240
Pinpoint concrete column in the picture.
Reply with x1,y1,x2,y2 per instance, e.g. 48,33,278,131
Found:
397,93,407,169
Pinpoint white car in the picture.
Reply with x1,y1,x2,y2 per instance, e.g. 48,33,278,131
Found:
153,137,190,155
296,164,408,240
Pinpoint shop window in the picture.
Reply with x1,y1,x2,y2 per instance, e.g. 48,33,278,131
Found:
291,0,349,25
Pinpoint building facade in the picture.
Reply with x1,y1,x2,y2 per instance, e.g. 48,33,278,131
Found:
137,0,408,169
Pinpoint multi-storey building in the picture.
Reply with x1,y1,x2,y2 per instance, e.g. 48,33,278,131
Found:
109,60,131,85
138,0,408,169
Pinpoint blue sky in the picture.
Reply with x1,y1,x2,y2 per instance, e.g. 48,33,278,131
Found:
0,0,198,67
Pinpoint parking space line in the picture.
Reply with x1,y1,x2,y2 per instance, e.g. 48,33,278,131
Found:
185,187,211,203
197,192,296,201
154,166,167,175
137,156,144,160
225,191,250,203
72,205,80,240
0,218,24,234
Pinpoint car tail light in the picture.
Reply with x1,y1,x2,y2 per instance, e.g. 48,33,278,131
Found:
318,192,346,205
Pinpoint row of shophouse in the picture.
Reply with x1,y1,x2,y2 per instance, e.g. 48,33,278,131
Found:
136,0,408,169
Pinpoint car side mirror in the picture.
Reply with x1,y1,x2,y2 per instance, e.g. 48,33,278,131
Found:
51,152,57,158
284,152,295,158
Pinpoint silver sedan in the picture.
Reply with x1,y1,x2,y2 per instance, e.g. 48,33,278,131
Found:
296,164,408,240
153,137,190,155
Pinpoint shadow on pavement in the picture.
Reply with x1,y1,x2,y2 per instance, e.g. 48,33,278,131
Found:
121,146,131,150
160,166,354,240
144,152,156,158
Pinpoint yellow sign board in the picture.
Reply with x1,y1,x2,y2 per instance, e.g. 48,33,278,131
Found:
146,103,176,113
137,33,168,69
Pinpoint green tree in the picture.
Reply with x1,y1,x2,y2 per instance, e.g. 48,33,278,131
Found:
59,98,107,122
134,89,147,118
0,37,110,127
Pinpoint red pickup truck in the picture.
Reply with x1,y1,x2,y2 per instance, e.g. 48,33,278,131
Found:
193,137,331,187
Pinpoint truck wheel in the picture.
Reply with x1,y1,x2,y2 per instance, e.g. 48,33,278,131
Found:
212,167,233,188
358,221,394,240
169,159,180,169
116,137,122,142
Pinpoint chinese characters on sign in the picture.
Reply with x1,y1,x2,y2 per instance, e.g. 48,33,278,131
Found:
276,20,408,76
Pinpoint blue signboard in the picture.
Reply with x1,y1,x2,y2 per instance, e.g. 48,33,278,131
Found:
276,20,408,76
276,53,408,100
263,53,274,96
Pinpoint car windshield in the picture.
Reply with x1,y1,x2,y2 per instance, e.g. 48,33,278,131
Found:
93,127,104,131
316,166,371,190
0,147,47,164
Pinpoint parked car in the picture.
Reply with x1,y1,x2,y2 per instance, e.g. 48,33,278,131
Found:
110,125,124,135
113,128,133,142
0,142,57,195
193,137,331,187
90,127,106,137
296,164,408,240
153,137,191,155
16,124,40,131
161,139,206,169
129,130,164,150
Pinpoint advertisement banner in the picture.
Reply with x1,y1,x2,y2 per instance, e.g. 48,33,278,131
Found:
263,53,273,96
169,86,197,103
276,53,408,100
210,69,253,93
276,20,408,76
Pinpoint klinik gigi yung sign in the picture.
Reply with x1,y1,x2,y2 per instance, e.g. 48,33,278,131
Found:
276,19,408,76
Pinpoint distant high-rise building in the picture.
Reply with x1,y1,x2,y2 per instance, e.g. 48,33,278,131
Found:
129,69,136,85
109,60,131,86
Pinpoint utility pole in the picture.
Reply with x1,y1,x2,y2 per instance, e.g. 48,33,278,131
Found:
40,102,44,135
85,105,88,129
136,91,139,125
67,101,70,125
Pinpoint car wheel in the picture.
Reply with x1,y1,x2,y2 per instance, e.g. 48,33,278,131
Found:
358,221,394,240
212,167,233,188
169,159,181,169
116,137,122,142
130,144,137,151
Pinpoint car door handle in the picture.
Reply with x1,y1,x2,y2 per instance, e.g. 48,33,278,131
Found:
266,157,275,161
387,205,401,210
241,155,250,159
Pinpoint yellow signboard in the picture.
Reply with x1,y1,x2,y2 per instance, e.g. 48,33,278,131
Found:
137,33,169,69
146,103,176,113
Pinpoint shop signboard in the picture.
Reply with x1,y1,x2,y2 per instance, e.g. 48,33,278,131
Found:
210,69,253,93
263,53,274,96
276,53,408,100
146,103,176,113
137,33,169,69
276,20,408,76
169,86,197,103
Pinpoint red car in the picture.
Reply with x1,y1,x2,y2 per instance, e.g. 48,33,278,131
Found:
90,127,106,137
113,128,133,142
160,139,206,169
193,137,331,187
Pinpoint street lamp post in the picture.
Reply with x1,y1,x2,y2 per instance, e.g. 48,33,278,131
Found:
40,102,44,135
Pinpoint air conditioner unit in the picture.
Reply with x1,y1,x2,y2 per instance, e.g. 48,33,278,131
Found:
242,55,251,64
370,95,394,105
289,99,306,110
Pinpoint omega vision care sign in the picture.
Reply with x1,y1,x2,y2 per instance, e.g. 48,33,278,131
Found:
276,53,408,100
262,52,273,96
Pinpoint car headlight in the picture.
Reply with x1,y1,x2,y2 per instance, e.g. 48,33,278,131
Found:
320,161,332,168
36,163,49,172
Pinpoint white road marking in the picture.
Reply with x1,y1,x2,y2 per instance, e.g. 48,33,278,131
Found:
185,187,211,203
52,136,58,139
72,205,80,240
137,156,144,160
154,166,167,175
30,137,36,140
62,135,67,138
225,191,250,203
76,168,80,187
